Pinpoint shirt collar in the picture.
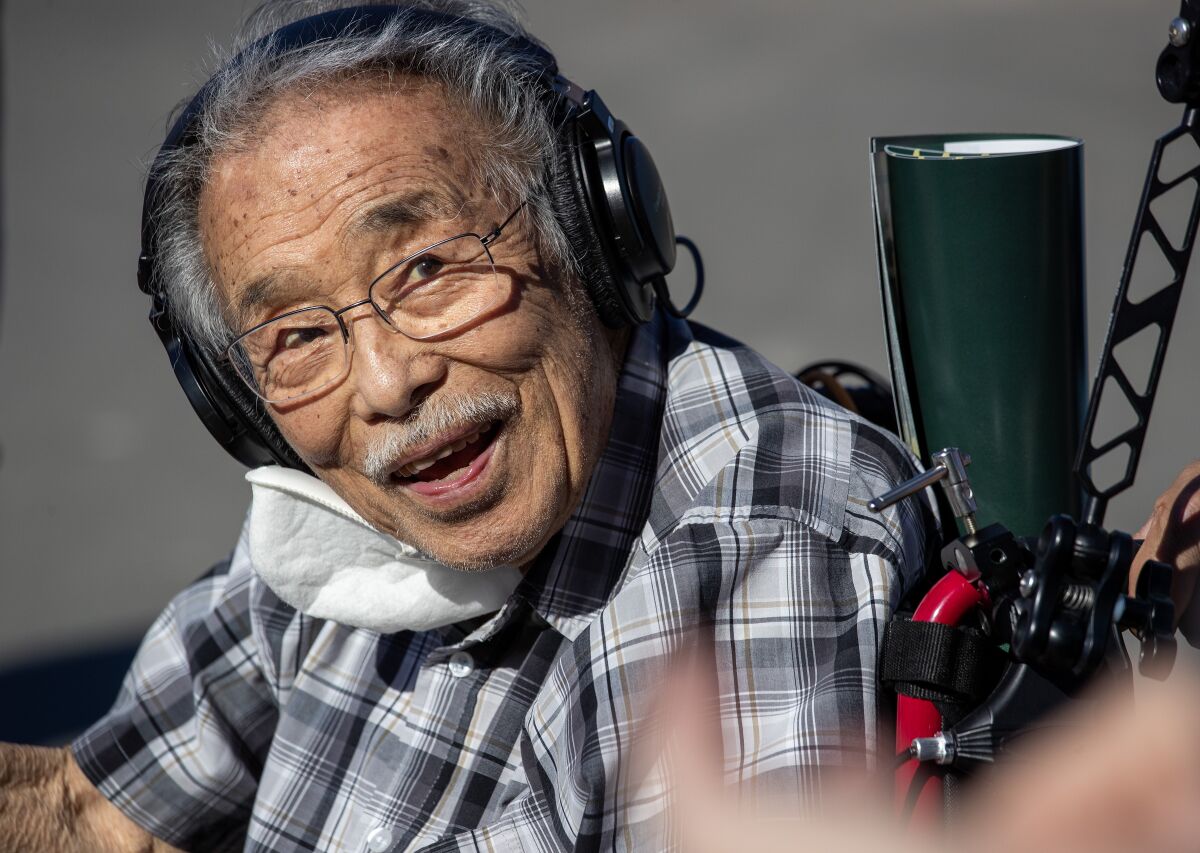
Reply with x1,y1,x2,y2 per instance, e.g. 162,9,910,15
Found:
514,311,669,640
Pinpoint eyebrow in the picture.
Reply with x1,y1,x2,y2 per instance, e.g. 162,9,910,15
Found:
231,271,309,332
229,189,468,328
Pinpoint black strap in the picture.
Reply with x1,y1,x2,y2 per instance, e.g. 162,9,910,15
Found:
882,617,1006,723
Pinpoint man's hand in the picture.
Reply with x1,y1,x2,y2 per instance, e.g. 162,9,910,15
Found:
1130,460,1200,641
0,743,181,853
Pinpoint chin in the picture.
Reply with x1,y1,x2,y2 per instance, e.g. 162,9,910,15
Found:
384,494,557,573
397,455,573,572
421,528,546,572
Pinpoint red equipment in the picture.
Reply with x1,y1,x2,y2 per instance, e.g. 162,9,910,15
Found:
893,572,988,820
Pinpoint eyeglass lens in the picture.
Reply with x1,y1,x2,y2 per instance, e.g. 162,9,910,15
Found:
228,235,508,404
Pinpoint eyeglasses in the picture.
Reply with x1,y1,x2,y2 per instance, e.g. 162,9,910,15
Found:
225,203,525,404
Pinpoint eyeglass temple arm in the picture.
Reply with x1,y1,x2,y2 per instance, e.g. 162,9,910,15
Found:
481,201,528,246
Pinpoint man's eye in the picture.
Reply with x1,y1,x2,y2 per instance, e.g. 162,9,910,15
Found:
412,256,445,280
281,327,327,350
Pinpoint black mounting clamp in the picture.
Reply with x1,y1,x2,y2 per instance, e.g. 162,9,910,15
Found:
1010,517,1177,683
1158,2,1200,105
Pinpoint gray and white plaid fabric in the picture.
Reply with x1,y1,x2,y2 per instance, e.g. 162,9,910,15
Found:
73,312,936,852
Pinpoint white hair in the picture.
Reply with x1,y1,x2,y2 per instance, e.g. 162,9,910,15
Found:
149,0,572,352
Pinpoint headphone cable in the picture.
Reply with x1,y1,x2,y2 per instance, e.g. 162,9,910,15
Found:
656,235,704,319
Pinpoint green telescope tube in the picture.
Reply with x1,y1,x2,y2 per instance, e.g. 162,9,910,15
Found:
871,134,1087,538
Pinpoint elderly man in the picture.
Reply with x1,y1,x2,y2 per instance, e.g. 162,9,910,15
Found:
0,2,934,851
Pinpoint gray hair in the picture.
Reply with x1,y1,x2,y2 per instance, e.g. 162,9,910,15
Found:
150,0,572,352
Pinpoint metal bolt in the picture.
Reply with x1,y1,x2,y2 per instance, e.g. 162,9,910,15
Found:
1019,571,1038,598
911,733,955,765
1170,16,1191,47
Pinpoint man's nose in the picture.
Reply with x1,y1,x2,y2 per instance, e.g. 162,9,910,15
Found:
346,315,446,419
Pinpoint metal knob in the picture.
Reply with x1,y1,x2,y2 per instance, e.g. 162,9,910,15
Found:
866,466,948,513
1170,16,1191,47
868,447,979,533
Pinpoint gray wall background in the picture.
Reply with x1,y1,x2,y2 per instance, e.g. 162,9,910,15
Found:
1,0,1195,667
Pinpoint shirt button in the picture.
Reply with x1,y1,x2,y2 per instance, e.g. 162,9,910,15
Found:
448,650,475,678
365,825,394,852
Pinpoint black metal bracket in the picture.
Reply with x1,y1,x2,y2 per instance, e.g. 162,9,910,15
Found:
1075,3,1200,526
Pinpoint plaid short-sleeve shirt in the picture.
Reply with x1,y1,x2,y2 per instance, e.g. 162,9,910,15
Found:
73,312,936,852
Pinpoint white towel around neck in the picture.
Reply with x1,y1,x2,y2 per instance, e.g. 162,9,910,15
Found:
245,466,521,633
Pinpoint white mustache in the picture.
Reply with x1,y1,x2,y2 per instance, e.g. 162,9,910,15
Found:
362,391,519,484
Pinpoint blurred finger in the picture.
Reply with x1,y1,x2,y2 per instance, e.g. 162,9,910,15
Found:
958,675,1200,853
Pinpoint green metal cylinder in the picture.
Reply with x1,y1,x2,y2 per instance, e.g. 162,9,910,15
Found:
871,134,1087,538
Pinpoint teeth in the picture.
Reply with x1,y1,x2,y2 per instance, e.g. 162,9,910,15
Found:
394,424,492,478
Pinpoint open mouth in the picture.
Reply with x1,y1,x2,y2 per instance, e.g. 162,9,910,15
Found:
392,421,501,493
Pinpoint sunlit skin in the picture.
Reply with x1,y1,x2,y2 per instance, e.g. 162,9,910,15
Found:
199,78,625,570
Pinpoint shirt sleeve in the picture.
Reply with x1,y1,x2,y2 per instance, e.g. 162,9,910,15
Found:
71,541,280,852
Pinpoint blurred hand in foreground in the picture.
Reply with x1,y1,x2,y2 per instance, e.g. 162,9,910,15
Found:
1131,460,1200,642
659,659,1200,853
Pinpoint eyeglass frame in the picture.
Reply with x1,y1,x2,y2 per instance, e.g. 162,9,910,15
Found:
223,201,527,404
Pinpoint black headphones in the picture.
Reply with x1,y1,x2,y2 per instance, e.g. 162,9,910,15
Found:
137,5,700,471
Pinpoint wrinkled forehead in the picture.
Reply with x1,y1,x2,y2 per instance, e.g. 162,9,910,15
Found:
201,75,488,217
197,78,494,318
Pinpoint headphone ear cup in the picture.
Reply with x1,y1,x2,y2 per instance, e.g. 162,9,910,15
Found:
187,338,311,471
621,135,676,278
551,124,632,328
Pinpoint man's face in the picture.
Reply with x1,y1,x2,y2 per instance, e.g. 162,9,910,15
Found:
199,80,622,570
